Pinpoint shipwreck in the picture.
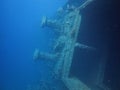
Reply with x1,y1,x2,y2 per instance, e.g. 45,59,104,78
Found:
33,0,109,90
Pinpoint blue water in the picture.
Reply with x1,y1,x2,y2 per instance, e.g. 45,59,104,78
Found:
2,0,120,90
1,0,67,90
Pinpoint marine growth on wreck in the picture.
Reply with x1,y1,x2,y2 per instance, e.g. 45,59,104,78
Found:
33,0,109,90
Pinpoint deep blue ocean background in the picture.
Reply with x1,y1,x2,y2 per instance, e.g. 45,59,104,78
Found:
1,0,120,90
0,0,68,90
